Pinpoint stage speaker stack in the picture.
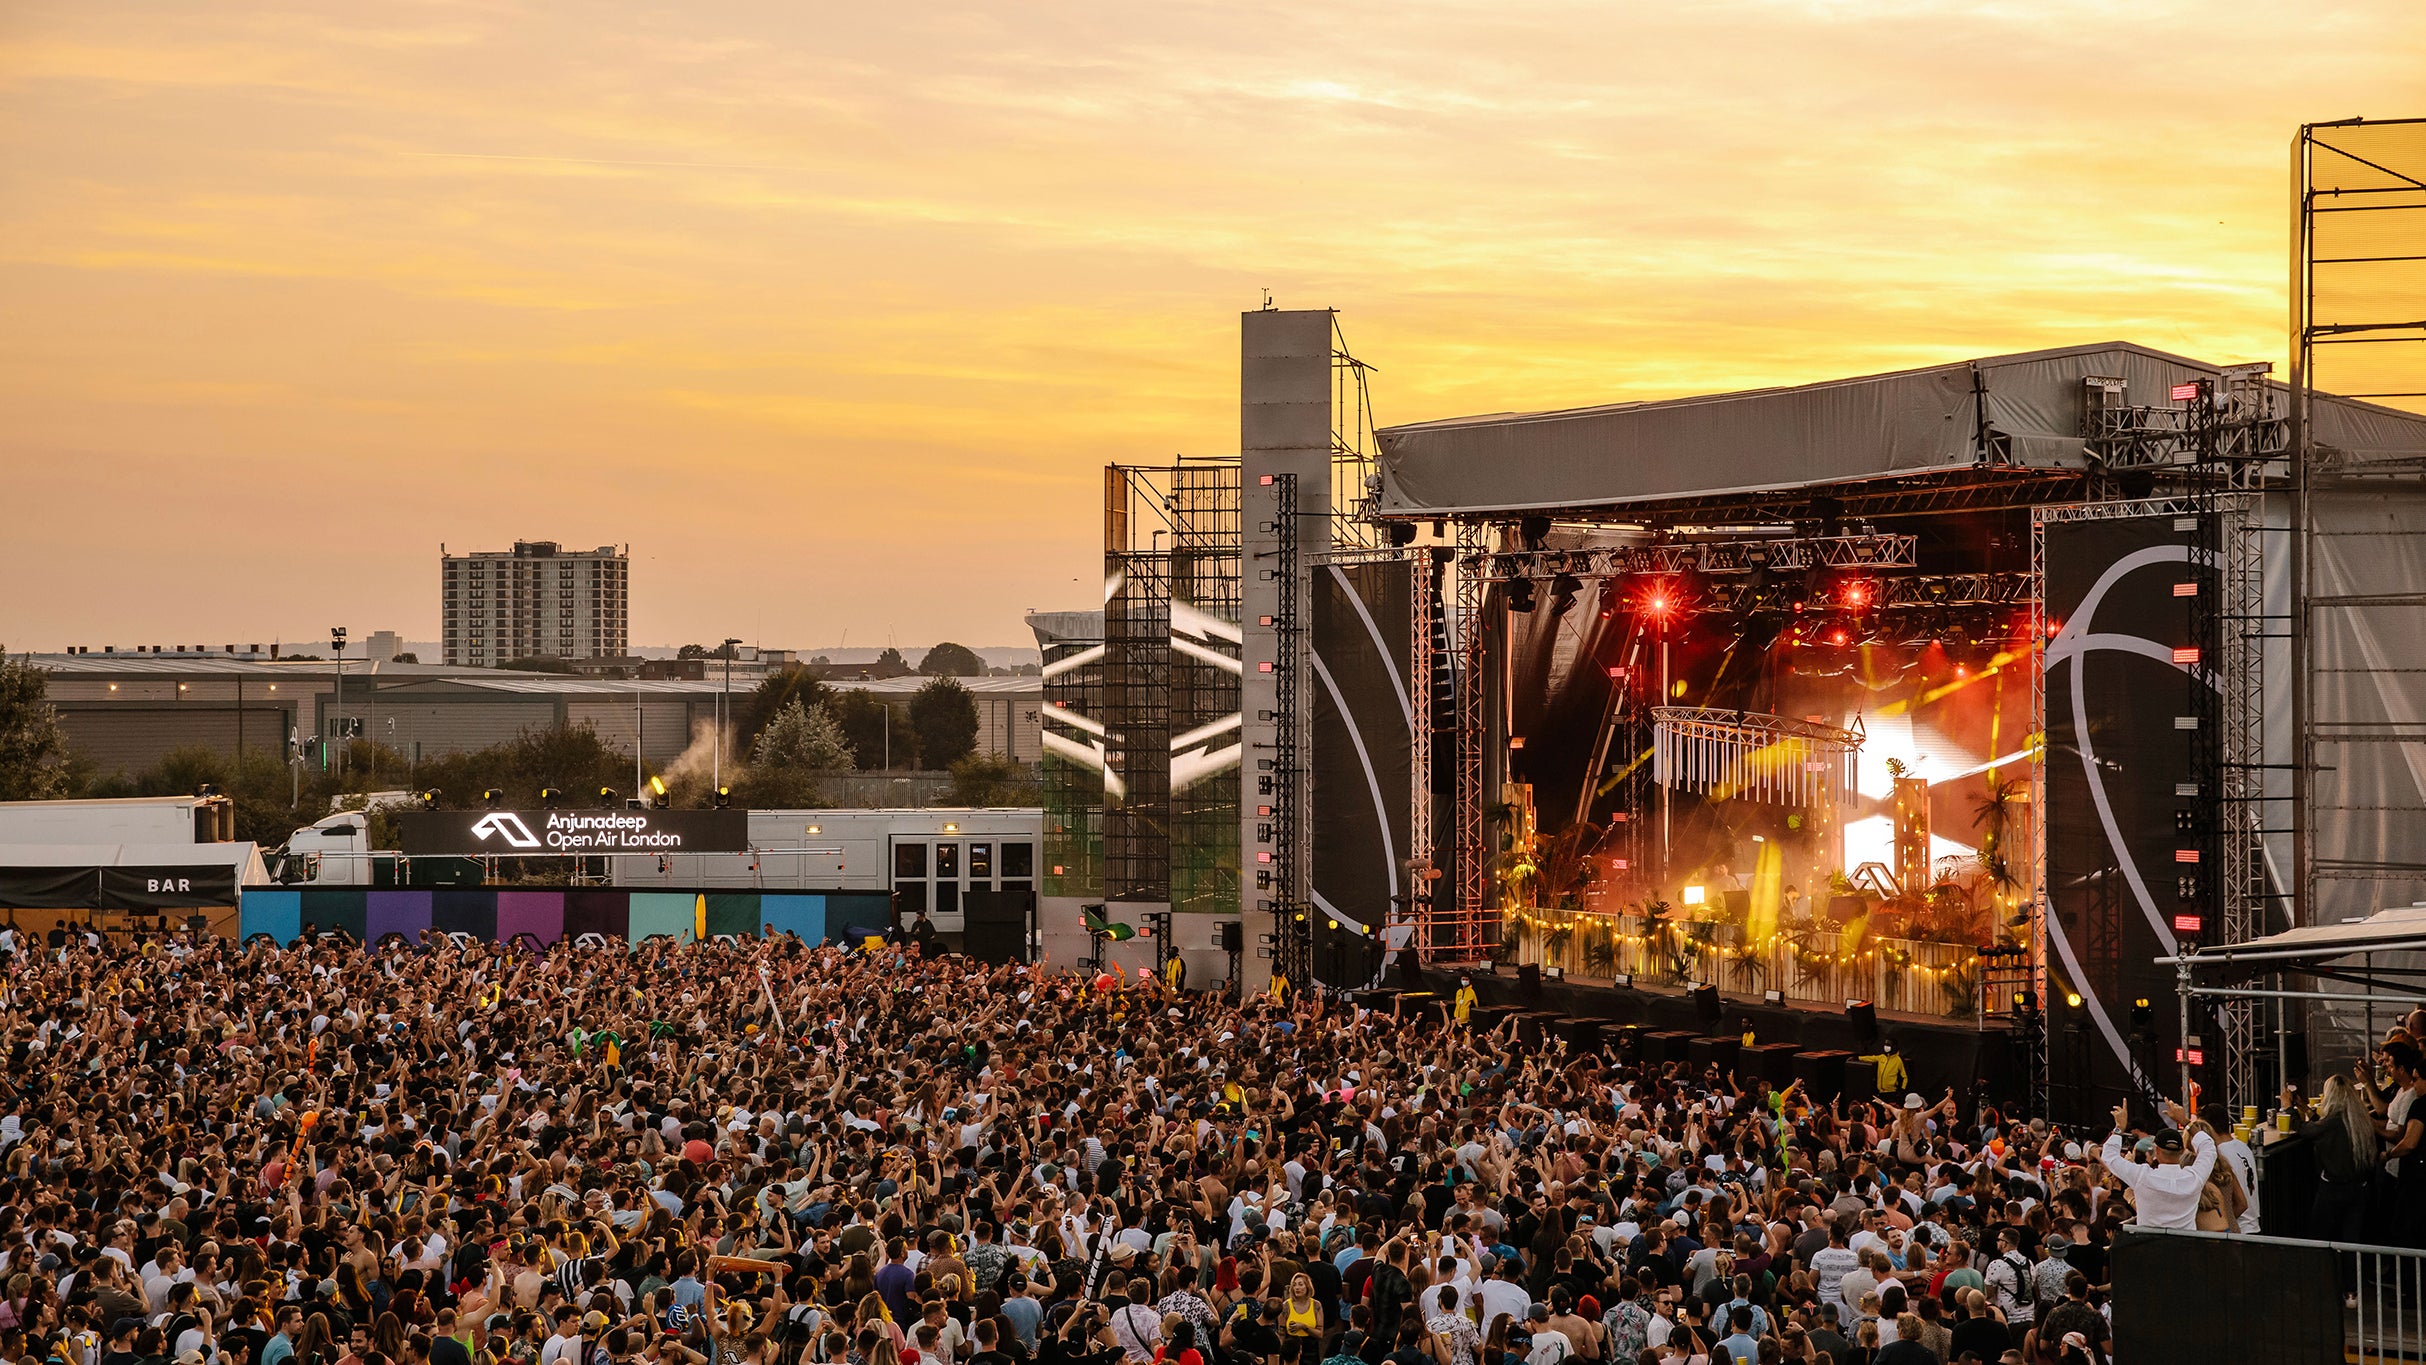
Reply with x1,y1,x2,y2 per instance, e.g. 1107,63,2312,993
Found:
1646,1029,1698,1066
1560,1017,1605,1052
1794,1050,1854,1103
1687,1035,1740,1075
1742,1041,1802,1088
1517,963,1542,1002
1688,983,1723,1031
1220,920,1244,953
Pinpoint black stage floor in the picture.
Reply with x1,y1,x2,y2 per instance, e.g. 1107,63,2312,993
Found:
1379,963,2016,1108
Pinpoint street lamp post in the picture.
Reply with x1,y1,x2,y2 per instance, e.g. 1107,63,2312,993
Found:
715,636,742,792
331,627,347,779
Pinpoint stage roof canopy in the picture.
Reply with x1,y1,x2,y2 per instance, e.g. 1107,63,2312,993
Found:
2177,901,2426,972
1374,342,2426,517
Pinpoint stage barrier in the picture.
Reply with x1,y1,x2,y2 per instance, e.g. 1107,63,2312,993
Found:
233,887,895,949
1509,910,1981,1019
2113,1226,2387,1364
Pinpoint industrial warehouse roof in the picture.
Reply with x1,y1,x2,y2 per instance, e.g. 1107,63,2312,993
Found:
1374,342,2426,517
29,654,1036,695
426,674,1040,697
29,654,487,678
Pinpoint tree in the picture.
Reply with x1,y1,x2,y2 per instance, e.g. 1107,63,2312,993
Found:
0,653,72,801
868,647,913,678
946,753,1038,806
498,656,577,674
677,642,739,661
750,700,854,772
737,667,834,754
909,677,980,770
917,642,986,677
740,700,853,807
829,691,900,770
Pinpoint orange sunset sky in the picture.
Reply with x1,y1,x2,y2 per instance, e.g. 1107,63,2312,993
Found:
4,1,2421,653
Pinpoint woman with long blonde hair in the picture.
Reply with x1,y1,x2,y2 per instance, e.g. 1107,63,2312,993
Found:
2291,1072,2382,1245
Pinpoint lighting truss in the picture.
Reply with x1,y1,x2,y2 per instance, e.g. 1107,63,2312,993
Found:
1479,533,1916,581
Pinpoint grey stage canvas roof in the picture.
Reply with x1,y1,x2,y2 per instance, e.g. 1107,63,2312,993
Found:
1374,342,2426,517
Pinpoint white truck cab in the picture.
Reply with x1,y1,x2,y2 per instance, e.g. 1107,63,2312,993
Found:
278,811,371,885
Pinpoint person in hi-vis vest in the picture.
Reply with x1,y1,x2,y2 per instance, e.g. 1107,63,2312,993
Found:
1857,1038,1908,1096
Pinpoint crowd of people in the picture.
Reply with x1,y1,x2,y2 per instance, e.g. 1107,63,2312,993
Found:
0,925,2301,1365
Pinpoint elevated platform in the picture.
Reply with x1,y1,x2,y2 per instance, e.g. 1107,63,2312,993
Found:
1389,962,2013,1105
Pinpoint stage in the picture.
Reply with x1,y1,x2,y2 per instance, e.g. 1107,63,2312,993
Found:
1328,340,2426,1123
1390,961,2014,1106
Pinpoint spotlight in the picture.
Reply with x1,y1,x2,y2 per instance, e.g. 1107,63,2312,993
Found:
1506,579,1537,614
1763,989,1784,1005
1387,522,1417,547
1613,973,1633,989
1519,515,1552,549
597,786,619,809
1550,571,1582,603
482,788,505,808
2066,991,2083,1008
714,786,732,809
418,789,441,811
1682,885,1707,906
539,787,563,808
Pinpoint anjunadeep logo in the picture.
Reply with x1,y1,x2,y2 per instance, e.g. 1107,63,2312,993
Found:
402,808,746,856
469,812,542,848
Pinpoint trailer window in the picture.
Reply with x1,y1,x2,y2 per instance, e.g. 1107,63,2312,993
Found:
968,843,992,881
1003,842,1034,878
895,843,927,879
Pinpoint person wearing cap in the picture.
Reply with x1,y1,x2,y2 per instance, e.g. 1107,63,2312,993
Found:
2098,1101,2217,1230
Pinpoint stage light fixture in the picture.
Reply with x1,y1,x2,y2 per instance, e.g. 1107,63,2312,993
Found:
1763,989,1784,1005
713,786,731,809
1681,885,1706,906
539,787,563,808
598,786,619,808
1613,973,1633,989
418,789,441,811
1507,579,1537,613
2066,991,2083,1008
1519,515,1552,549
483,788,505,808
1551,571,1582,604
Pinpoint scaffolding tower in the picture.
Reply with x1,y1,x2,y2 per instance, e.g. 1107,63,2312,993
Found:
1102,461,1244,913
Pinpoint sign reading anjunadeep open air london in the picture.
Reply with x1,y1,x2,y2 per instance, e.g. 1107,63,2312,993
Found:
396,809,749,856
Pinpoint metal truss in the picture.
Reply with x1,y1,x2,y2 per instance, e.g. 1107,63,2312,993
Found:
1268,473,1312,989
2083,368,2290,474
1407,468,2087,531
1479,533,1917,579
1407,549,1435,944
1450,522,1491,962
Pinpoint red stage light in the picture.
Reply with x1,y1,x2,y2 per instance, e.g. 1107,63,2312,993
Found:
1825,628,1848,646
2172,646,2201,665
1840,581,1870,609
1646,593,1672,616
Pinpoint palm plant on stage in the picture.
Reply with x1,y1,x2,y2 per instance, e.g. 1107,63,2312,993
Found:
1725,938,1767,989
1972,775,2027,898
1581,922,1617,978
1939,957,1980,1019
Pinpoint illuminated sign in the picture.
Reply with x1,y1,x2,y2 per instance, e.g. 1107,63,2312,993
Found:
398,809,749,856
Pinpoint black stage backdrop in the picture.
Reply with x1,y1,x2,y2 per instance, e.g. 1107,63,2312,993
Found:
2043,512,2208,1124
1311,562,1412,987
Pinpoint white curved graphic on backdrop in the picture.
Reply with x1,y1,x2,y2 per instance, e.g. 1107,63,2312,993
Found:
2043,540,2218,1098
1311,651,1399,908
1328,566,1414,728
